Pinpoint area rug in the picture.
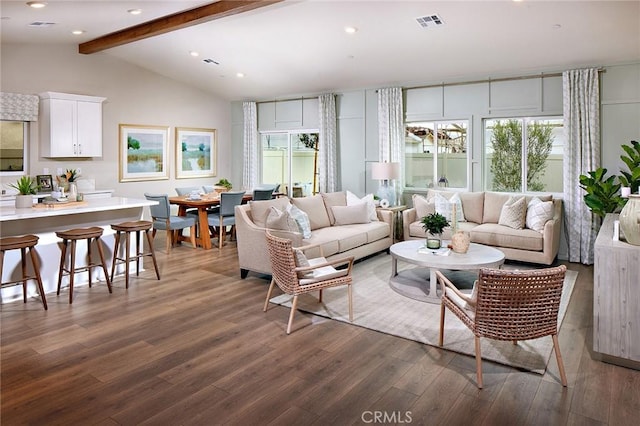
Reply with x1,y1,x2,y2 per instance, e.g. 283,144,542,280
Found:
269,254,578,374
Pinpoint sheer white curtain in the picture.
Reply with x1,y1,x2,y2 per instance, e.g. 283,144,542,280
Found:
377,87,404,204
318,93,338,193
563,68,601,264
242,101,259,190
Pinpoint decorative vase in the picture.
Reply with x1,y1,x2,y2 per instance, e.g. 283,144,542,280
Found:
68,182,78,201
15,194,33,209
619,194,640,245
426,237,441,249
451,230,471,253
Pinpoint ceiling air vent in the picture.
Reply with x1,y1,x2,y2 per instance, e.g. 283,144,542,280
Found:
416,14,444,28
203,58,219,65
28,21,56,27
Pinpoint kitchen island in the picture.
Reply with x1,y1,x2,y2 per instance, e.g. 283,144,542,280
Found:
0,197,157,303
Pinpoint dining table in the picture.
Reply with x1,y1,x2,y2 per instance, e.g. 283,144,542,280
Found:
169,193,252,250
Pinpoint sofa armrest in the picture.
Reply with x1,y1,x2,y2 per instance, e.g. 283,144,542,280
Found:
376,209,394,239
403,208,417,241
235,204,302,276
542,199,563,262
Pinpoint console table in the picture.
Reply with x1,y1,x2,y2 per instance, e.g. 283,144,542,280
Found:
593,213,640,369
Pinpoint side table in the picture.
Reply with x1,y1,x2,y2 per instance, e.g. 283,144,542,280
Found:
377,205,406,242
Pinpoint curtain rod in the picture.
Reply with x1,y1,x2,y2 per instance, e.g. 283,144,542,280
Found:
256,68,605,102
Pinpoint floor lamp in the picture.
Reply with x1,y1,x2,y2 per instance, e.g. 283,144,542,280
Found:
372,162,400,206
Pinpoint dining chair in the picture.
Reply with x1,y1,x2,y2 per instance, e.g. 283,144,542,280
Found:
252,188,275,201
263,230,354,334
174,187,202,217
207,191,246,252
436,265,568,389
144,193,197,252
202,185,214,194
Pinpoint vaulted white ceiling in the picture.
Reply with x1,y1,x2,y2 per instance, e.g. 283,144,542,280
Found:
2,0,639,101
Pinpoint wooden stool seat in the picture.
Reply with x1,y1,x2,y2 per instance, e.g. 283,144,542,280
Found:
110,220,160,288
0,234,47,310
56,227,112,304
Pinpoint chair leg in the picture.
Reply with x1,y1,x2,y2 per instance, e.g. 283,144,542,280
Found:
286,295,299,334
552,334,568,386
189,225,197,249
318,289,323,303
28,246,47,310
20,247,27,303
144,229,161,280
110,230,121,282
475,336,483,389
57,240,68,295
347,284,353,322
165,230,172,253
439,301,446,346
95,237,112,293
263,278,276,312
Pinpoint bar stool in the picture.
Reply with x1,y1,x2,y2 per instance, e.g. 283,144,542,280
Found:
110,221,161,288
0,235,47,310
56,227,112,304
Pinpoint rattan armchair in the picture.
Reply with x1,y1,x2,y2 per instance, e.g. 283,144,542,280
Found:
263,231,354,334
436,265,568,389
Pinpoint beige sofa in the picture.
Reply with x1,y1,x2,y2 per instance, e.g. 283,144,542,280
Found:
402,189,562,265
236,192,394,278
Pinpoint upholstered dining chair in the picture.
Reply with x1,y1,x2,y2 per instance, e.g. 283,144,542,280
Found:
207,191,245,252
263,230,355,334
174,186,203,217
436,265,568,389
252,188,275,201
144,193,197,252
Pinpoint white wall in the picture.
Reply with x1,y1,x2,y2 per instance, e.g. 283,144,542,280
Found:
1,44,232,204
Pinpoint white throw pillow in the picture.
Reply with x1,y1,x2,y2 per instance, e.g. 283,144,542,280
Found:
346,190,379,221
287,204,312,239
526,197,554,233
434,192,466,222
498,196,527,229
331,203,370,225
265,206,299,233
412,194,435,219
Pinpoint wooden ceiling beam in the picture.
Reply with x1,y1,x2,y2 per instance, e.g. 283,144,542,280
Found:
79,0,284,54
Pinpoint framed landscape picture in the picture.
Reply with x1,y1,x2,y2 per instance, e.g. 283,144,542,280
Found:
175,127,217,179
119,124,169,182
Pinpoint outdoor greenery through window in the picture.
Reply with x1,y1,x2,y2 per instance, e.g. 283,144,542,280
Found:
405,120,468,189
484,117,564,193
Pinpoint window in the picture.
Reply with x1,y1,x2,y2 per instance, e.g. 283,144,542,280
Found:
484,117,564,193
405,120,468,189
0,120,28,175
261,131,319,197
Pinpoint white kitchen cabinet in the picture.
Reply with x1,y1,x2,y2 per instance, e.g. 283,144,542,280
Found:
39,92,106,157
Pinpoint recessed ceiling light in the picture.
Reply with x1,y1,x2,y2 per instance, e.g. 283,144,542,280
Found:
26,2,47,8
344,26,358,34
189,51,199,57
236,72,245,78
72,30,85,35
127,9,142,15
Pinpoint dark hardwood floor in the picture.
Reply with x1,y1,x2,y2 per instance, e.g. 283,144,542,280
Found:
1,236,639,425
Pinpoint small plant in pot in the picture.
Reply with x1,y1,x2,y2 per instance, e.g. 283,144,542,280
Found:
421,212,449,249
214,178,232,191
9,175,37,209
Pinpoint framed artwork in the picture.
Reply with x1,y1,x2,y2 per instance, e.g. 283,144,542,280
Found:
36,174,53,192
175,127,217,179
119,124,169,182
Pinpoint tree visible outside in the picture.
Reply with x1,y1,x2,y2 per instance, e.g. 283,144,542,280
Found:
489,119,553,192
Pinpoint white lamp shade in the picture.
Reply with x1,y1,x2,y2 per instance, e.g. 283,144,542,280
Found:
371,162,400,180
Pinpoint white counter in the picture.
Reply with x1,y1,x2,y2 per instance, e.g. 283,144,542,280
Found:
0,189,114,207
0,197,157,304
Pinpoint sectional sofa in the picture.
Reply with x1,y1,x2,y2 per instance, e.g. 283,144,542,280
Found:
402,189,562,265
236,191,394,278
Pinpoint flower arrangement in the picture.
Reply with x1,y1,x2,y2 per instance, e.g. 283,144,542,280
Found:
62,169,81,182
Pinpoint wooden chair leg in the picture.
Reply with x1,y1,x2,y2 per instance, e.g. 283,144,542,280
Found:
95,237,112,293
144,229,161,280
189,225,197,249
348,284,353,322
165,230,172,253
318,289,323,303
263,278,276,312
28,246,47,310
552,334,568,386
20,247,27,303
286,295,299,334
110,231,121,282
439,301,446,346
475,336,483,389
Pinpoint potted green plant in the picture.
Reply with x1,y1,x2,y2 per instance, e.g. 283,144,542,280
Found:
9,175,37,208
421,212,449,249
215,178,232,191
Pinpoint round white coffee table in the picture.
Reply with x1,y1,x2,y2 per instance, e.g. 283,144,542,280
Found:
389,239,505,303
